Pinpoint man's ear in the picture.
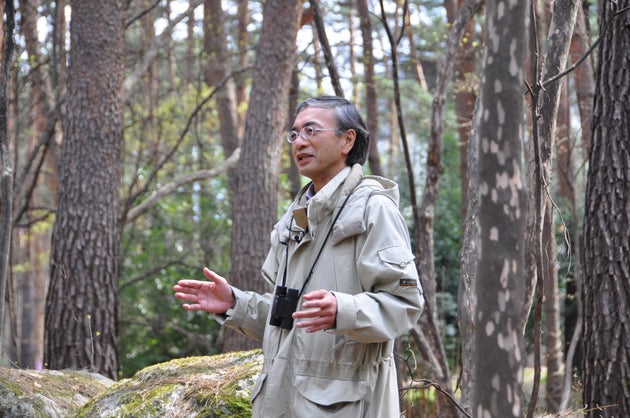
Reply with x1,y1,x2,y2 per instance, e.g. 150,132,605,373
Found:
342,129,356,154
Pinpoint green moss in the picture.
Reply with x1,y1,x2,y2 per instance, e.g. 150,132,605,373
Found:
0,376,24,397
1,351,261,417
0,368,113,417
76,350,262,417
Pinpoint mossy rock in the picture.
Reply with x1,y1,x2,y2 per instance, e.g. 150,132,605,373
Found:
0,367,114,417
0,350,262,417
76,349,262,417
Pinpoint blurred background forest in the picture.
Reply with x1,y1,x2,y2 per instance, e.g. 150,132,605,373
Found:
0,0,628,417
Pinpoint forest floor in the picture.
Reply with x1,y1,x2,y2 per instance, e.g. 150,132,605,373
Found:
401,366,585,417
523,366,585,417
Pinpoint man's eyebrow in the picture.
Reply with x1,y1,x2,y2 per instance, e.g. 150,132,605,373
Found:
290,120,319,131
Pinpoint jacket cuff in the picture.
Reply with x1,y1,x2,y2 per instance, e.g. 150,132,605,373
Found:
329,291,356,331
223,286,248,327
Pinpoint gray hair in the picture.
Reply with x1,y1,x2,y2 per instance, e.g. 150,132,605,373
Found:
295,96,370,166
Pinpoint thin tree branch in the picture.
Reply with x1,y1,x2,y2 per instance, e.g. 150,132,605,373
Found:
124,147,240,225
399,344,472,418
119,260,193,290
13,208,54,228
408,325,444,379
123,0,204,99
310,0,344,97
526,0,582,414
542,5,630,87
124,0,162,28
120,67,249,223
403,381,472,418
526,3,545,416
395,0,410,46
11,106,60,226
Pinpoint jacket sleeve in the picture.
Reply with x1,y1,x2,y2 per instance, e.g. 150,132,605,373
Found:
222,228,282,341
222,287,272,342
331,193,424,343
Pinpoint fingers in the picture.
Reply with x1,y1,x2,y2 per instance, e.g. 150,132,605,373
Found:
174,268,223,292
299,290,336,312
173,280,212,295
173,268,235,315
293,290,337,333
203,267,223,282
173,268,219,303
297,321,330,333
173,285,206,304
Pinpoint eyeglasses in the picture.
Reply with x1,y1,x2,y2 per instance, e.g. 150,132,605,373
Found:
286,126,338,144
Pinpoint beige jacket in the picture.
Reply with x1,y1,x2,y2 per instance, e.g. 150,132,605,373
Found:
224,164,424,417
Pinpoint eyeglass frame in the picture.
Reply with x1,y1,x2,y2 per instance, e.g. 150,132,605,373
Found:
285,125,340,144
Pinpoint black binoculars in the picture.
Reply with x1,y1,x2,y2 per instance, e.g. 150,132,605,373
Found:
269,286,299,330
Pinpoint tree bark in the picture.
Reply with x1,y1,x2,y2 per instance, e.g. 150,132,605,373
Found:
235,1,250,131
0,0,15,356
543,198,564,413
473,0,529,416
414,0,482,414
8,0,57,371
45,0,125,380
562,5,595,383
459,108,479,415
310,0,344,97
224,0,302,352
523,0,579,334
582,2,630,416
444,0,481,410
569,4,595,157
357,0,383,176
523,2,579,416
203,0,240,231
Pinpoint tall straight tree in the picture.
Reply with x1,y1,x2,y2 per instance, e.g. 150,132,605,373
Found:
473,0,529,416
445,0,482,411
44,0,124,380
582,2,630,416
524,1,580,414
224,0,302,352
357,0,383,177
12,0,59,371
0,0,15,354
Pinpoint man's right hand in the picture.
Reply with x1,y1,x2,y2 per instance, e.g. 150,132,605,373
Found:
173,267,235,314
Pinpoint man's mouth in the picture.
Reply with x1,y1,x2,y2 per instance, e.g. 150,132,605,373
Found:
296,153,313,163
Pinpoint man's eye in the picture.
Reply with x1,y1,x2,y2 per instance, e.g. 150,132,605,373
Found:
304,126,315,136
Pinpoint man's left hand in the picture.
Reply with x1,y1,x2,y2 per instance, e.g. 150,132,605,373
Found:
293,290,337,333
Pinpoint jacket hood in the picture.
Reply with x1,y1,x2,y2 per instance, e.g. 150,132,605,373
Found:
274,164,401,245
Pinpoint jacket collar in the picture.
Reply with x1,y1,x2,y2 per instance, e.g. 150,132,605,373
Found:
275,164,399,244
276,165,360,243
304,165,358,225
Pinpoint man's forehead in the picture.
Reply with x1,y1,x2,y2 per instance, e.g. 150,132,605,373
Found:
293,106,335,125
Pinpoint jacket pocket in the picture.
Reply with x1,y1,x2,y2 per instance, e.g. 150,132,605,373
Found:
294,374,368,416
250,372,267,403
378,245,415,267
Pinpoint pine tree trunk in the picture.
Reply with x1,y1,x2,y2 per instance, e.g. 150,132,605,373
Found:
45,0,124,380
582,2,630,416
224,0,302,352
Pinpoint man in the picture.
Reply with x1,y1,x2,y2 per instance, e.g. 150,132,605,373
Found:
173,96,424,417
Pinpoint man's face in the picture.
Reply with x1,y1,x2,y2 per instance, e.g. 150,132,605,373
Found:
290,106,355,192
